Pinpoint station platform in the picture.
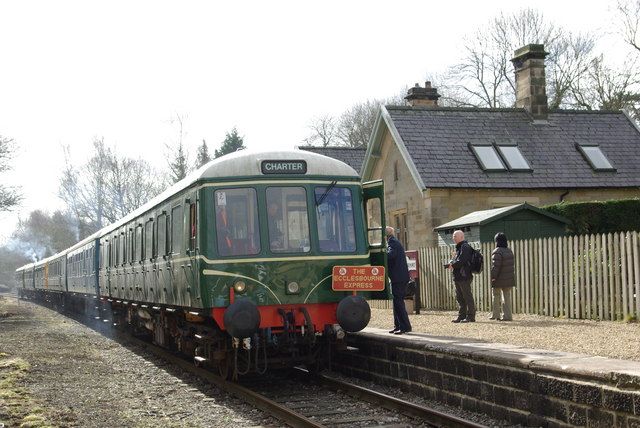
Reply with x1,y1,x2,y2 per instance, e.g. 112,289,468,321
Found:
333,327,640,427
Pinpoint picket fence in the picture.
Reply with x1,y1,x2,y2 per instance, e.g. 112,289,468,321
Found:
369,231,640,321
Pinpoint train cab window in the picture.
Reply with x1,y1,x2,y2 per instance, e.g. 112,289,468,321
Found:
157,214,167,257
214,188,260,256
171,206,183,255
145,220,154,260
266,187,310,253
314,186,356,253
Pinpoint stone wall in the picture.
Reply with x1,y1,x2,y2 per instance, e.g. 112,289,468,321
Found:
333,330,640,427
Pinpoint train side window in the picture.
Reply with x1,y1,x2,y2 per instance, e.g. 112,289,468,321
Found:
136,225,143,262
189,203,196,252
214,188,260,256
366,198,383,246
157,214,167,257
314,186,356,253
171,205,183,255
266,187,310,253
145,220,154,260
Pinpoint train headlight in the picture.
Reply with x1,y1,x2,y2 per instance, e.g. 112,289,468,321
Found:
233,280,246,294
286,281,300,294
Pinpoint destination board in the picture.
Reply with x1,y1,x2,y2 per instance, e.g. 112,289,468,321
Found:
331,266,385,291
261,160,307,175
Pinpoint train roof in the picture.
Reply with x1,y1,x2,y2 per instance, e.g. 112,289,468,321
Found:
23,149,362,264
94,149,360,239
16,263,34,272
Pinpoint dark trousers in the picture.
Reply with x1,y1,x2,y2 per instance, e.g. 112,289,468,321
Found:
454,279,476,319
392,281,412,332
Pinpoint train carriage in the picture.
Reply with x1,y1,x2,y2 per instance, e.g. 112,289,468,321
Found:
19,149,389,378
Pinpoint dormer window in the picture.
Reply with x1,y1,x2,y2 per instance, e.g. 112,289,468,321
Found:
577,144,615,171
470,145,506,171
496,145,531,170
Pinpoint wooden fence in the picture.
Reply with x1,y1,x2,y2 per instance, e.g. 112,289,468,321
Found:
369,231,640,321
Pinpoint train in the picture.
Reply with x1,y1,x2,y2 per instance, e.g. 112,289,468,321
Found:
15,149,389,379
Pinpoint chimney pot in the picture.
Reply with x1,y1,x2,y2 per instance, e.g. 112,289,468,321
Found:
405,81,441,107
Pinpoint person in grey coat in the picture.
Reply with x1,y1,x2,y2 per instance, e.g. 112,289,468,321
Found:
490,233,515,321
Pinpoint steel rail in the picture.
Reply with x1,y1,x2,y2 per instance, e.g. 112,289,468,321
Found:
120,334,325,428
312,371,487,428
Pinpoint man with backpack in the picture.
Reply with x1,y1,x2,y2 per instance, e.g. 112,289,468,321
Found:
446,230,477,323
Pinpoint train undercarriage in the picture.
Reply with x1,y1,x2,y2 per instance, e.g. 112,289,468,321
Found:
21,290,347,380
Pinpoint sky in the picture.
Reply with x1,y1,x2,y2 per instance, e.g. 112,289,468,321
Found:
0,0,626,243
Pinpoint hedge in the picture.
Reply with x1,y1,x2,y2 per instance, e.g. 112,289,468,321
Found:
543,198,640,235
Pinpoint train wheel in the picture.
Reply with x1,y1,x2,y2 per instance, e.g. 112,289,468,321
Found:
218,356,231,380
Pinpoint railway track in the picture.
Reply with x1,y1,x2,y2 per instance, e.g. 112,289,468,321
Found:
119,331,486,428
28,298,488,427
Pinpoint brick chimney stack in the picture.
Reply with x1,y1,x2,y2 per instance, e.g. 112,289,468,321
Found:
405,81,441,107
511,44,548,120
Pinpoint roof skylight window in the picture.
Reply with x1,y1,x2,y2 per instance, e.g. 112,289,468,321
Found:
577,145,615,171
497,145,531,170
470,145,506,171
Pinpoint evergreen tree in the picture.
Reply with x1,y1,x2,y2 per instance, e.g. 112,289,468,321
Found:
167,141,189,183
195,139,211,168
214,128,245,159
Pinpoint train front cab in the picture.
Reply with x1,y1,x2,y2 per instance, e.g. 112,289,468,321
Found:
202,176,388,371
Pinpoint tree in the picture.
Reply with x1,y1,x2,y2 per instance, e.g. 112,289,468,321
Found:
195,139,211,168
59,138,109,235
165,113,190,183
166,140,190,183
617,0,640,53
303,93,405,148
569,55,640,116
0,135,22,211
59,138,163,236
336,100,382,148
215,128,245,158
443,8,596,109
302,115,339,147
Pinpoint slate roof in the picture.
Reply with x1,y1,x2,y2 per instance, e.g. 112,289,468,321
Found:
299,146,366,173
434,203,570,230
379,106,640,189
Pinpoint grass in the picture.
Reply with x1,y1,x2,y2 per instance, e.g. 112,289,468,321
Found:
0,354,54,428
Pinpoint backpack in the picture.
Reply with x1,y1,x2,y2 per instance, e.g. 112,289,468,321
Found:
470,248,483,274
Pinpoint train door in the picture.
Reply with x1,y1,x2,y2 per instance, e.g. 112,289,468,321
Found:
363,180,389,298
169,205,183,306
143,218,154,304
129,224,141,302
156,212,170,305
185,198,197,306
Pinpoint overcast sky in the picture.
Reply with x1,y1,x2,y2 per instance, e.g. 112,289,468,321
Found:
0,0,625,242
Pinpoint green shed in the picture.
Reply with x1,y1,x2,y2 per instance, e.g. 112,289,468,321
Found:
434,203,569,246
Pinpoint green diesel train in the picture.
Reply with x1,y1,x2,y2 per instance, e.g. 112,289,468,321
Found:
16,149,388,378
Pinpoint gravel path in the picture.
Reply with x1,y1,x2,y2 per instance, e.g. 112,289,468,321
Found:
0,296,275,428
368,307,640,361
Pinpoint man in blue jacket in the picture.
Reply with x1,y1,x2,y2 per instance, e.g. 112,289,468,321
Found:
447,230,476,323
386,226,412,334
